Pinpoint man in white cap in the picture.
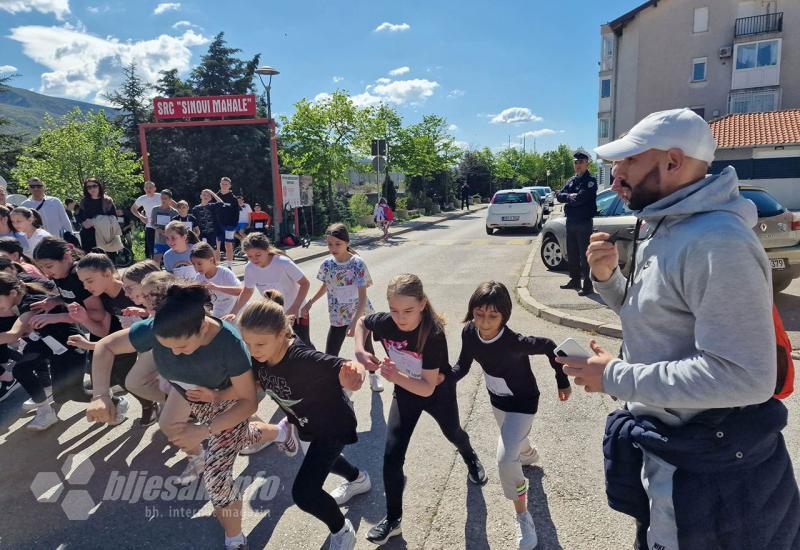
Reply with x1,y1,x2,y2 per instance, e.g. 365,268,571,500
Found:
557,108,799,549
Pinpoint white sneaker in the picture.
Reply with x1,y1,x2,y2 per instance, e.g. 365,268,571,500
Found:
107,396,129,426
26,404,58,431
240,438,272,455
177,450,206,486
369,372,384,393
520,444,540,466
23,386,53,413
329,518,357,550
330,471,371,505
516,511,538,550
277,422,299,458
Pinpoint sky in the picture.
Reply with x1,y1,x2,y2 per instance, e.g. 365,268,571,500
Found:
0,0,646,153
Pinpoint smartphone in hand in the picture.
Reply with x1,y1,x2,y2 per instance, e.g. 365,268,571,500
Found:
554,338,592,359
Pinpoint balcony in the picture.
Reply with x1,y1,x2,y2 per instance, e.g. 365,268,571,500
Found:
735,12,783,38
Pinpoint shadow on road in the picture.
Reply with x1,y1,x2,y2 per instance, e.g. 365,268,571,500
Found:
525,466,563,549
464,482,489,549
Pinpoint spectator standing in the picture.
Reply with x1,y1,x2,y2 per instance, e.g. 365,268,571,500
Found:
460,180,471,210
192,189,224,251
216,177,240,265
235,196,252,241
150,190,178,265
64,199,79,230
131,181,163,259
249,204,271,234
20,178,73,238
75,178,117,252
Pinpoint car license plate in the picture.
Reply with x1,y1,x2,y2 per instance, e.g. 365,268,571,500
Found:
771,258,787,269
501,216,519,221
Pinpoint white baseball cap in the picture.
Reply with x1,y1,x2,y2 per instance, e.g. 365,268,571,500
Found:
594,108,717,164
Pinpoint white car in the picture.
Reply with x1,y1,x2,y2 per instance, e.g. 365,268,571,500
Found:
486,189,543,235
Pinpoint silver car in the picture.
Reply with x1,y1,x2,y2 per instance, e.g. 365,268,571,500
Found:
539,187,800,293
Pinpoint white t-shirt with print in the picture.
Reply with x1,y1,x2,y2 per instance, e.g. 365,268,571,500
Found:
238,204,252,224
243,254,305,311
195,266,241,317
133,194,163,228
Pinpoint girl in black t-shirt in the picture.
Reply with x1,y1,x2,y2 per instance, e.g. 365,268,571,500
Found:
454,281,571,549
201,298,367,548
0,273,86,431
353,273,488,545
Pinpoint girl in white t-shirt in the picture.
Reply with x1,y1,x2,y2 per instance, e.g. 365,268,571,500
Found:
227,232,313,347
10,207,52,257
191,242,242,318
372,197,391,241
301,223,382,392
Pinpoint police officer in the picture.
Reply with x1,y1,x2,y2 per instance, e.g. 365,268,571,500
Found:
556,149,597,296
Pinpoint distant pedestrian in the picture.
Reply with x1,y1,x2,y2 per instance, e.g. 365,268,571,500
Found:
235,196,252,241
373,197,392,241
216,177,240,266
556,149,597,296
249,203,271,234
75,177,117,252
20,178,74,238
150,190,179,266
64,199,78,230
131,181,163,259
460,180,471,210
192,189,224,252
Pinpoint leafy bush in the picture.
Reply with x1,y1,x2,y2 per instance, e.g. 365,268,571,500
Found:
396,196,408,210
348,193,372,222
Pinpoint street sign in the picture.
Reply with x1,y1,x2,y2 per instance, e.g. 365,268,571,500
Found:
371,139,387,156
153,94,257,120
280,174,302,208
372,156,386,172
299,175,314,206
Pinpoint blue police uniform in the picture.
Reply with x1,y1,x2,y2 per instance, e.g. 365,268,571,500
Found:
556,156,597,293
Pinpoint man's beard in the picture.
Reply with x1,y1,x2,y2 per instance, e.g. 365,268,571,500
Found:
620,165,662,210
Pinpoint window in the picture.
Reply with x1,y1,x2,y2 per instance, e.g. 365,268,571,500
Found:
598,118,610,139
740,189,785,217
692,57,707,81
729,88,780,113
693,7,709,32
736,39,778,69
600,79,611,98
690,107,706,119
601,35,614,70
493,192,529,204
595,191,617,216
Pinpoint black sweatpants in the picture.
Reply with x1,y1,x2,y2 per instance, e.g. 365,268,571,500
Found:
293,319,315,351
14,349,87,404
384,377,476,521
145,227,155,259
461,195,470,209
565,219,592,282
325,325,374,358
292,437,360,533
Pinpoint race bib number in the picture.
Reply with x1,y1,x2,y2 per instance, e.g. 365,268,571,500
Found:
156,214,171,226
483,373,513,397
387,346,423,380
225,230,236,240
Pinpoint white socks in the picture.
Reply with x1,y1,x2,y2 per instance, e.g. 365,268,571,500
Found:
275,418,290,443
224,532,245,547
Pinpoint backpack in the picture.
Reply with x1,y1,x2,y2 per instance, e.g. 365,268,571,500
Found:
773,304,794,399
383,205,394,222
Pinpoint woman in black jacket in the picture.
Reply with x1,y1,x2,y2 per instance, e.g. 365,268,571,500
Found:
75,177,116,252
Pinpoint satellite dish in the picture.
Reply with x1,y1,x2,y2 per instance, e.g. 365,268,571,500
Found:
6,194,27,206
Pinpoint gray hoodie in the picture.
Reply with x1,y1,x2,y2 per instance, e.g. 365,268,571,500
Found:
594,166,776,426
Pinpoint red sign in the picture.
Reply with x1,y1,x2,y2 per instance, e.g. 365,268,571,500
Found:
153,94,257,120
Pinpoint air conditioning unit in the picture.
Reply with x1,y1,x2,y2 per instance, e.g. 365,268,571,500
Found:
719,46,733,58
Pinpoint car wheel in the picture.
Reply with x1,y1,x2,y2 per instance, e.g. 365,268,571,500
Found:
486,225,494,235
540,234,566,271
772,273,793,294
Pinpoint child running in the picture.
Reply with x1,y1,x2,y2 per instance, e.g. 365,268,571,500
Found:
301,223,382,392
87,283,266,550
228,232,313,347
191,242,242,318
453,281,571,549
163,221,198,279
354,273,487,545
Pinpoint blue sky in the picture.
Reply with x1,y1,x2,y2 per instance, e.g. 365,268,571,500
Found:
1,0,645,153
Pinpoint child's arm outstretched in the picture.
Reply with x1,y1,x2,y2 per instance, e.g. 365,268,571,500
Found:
520,334,572,400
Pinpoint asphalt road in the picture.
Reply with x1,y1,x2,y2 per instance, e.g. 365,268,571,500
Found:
1,212,797,550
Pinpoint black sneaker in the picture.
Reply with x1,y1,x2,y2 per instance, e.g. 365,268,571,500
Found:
0,379,20,402
366,517,402,545
138,402,160,427
559,279,581,290
466,456,488,486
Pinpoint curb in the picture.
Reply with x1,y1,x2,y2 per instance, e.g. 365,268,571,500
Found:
287,205,488,266
513,235,623,339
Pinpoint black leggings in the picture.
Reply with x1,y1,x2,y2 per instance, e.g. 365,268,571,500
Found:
292,437,359,533
384,378,476,522
325,325,375,358
14,349,87,404
293,319,315,351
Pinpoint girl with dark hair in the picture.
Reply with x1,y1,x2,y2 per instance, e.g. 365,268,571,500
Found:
163,221,198,279
87,282,265,550
190,242,241,318
75,177,117,252
9,207,50,257
192,298,367,549
0,273,92,430
0,205,30,252
453,281,571,549
0,236,45,278
353,273,487,545
301,223,382,392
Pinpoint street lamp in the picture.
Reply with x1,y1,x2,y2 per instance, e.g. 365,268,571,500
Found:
546,169,551,187
254,65,284,242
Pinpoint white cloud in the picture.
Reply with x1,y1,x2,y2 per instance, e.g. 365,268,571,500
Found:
375,77,391,85
388,66,410,76
454,140,470,151
0,65,18,73
447,89,465,99
490,107,543,125
374,22,410,33
332,76,344,83
448,124,458,132
313,92,332,104
319,76,439,108
8,25,209,103
153,2,180,15
518,129,561,139
172,20,201,30
0,0,69,18
86,5,109,13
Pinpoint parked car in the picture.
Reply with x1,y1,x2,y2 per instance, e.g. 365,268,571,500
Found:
523,187,552,214
527,186,555,207
486,189,543,234
539,187,800,293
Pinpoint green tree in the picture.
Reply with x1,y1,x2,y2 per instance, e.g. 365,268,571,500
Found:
0,75,24,180
11,108,141,203
104,62,150,155
458,147,493,199
190,32,259,96
279,91,367,224
155,68,193,97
